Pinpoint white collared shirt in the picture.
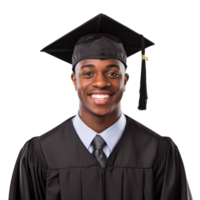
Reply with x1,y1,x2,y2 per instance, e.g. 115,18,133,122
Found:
72,111,126,158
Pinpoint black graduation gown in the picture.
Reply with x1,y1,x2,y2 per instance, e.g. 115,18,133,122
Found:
8,114,193,200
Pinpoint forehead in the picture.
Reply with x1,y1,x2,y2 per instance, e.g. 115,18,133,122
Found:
75,59,125,73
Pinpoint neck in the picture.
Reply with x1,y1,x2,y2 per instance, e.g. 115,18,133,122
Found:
77,109,122,133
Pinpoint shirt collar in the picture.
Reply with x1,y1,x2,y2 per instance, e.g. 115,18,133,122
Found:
72,111,126,152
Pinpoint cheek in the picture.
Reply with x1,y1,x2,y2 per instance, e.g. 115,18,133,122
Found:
76,79,89,99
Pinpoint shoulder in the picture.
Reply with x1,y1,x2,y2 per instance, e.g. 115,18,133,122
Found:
39,115,75,143
154,136,181,168
124,114,176,166
125,113,162,142
20,136,48,168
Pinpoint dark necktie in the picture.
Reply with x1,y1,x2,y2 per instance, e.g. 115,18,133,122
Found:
91,135,107,172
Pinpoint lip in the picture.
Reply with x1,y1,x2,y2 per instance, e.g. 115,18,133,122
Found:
88,94,113,105
88,91,114,95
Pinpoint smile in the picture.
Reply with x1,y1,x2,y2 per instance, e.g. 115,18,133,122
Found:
88,94,113,105
90,94,111,99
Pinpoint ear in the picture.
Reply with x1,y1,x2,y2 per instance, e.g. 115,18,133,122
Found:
71,73,77,90
124,74,130,85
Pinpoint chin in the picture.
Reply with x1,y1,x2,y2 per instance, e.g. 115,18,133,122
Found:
92,112,111,118
89,106,113,117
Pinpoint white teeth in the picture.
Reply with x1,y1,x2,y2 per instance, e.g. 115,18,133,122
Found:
90,94,110,99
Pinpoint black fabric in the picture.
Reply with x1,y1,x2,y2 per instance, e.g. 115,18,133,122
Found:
40,13,154,71
71,33,127,72
8,114,193,200
138,35,148,110
91,135,107,172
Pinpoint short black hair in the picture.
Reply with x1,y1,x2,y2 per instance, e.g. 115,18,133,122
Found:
71,63,127,75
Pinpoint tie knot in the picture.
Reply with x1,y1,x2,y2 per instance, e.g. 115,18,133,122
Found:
91,135,106,150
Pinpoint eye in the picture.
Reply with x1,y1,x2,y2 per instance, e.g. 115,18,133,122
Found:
109,72,118,75
83,72,91,75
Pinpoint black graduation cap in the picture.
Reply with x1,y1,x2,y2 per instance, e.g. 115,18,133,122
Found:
41,13,154,110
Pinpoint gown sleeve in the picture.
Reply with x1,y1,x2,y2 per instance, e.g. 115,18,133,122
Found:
8,137,48,200
153,136,193,200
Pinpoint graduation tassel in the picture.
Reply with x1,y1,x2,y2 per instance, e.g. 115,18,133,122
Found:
138,35,148,110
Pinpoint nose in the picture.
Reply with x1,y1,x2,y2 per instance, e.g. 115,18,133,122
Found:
92,73,110,88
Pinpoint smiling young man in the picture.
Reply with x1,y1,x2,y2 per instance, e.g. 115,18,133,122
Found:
9,14,193,200
71,58,129,133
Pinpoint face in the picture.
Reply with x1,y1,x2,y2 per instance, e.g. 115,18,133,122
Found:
71,59,129,117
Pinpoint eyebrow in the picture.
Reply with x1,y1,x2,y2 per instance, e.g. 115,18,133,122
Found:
80,64,120,69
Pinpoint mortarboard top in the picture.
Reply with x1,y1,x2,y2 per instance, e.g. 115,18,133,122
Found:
41,13,155,110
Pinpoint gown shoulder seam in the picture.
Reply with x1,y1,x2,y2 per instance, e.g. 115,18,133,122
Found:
153,136,171,170
25,136,49,169
38,136,49,168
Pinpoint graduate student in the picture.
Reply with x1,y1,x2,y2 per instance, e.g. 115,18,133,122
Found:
8,13,193,200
